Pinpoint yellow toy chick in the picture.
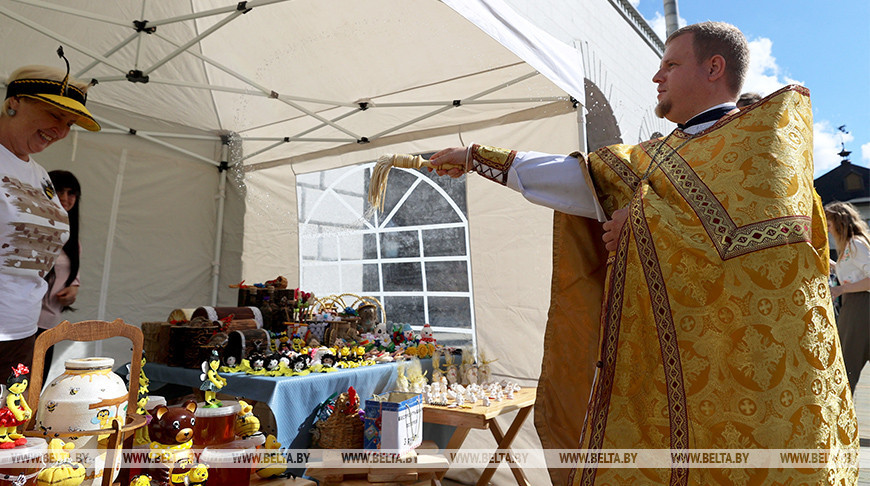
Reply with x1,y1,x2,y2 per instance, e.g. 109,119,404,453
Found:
36,438,86,486
255,434,288,478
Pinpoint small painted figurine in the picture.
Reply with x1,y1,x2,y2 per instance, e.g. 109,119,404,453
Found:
200,350,227,408
169,458,193,486
0,364,31,448
187,463,209,486
139,351,150,396
170,459,209,486
420,323,436,344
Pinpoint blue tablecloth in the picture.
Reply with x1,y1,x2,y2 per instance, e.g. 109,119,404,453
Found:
144,362,399,450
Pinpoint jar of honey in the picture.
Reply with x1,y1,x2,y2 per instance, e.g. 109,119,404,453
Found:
193,401,240,446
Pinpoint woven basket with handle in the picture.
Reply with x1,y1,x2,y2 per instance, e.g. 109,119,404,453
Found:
315,392,364,449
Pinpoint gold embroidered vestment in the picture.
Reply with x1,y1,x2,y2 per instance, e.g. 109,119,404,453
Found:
567,85,859,485
479,86,859,486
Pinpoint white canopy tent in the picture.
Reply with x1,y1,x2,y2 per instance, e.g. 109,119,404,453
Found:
0,0,584,301
1,0,590,483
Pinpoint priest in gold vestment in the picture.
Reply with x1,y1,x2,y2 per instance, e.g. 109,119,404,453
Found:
429,22,857,486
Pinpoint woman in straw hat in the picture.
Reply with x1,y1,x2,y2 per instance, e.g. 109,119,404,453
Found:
0,48,100,375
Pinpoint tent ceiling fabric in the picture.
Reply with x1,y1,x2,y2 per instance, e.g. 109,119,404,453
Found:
0,0,583,167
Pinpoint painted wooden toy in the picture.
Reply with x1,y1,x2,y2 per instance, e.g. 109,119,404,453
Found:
0,364,31,448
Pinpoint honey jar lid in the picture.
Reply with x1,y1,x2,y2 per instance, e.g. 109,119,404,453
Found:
195,400,241,417
64,357,114,370
0,437,47,465
200,435,266,463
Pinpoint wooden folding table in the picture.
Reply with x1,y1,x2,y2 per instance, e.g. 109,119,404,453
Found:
423,387,536,486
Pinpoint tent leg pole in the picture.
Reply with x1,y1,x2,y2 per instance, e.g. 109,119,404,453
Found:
96,149,127,354
576,102,587,154
210,144,229,306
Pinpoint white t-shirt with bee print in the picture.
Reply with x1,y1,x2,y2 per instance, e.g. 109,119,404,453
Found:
0,144,69,340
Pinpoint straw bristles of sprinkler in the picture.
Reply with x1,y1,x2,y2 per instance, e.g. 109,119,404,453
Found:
368,154,428,211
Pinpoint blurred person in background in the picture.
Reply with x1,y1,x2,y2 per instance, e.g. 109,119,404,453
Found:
736,91,761,109
37,170,82,384
825,201,870,393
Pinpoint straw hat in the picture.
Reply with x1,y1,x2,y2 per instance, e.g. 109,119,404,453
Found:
4,47,100,131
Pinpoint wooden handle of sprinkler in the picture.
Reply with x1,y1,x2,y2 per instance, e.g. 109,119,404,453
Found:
420,161,466,172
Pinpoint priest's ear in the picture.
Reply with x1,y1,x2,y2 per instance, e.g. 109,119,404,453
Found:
706,54,727,83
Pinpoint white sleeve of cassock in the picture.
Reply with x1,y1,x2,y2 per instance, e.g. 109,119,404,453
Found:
505,151,607,222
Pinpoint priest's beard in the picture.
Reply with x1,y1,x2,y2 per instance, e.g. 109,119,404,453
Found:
655,98,671,119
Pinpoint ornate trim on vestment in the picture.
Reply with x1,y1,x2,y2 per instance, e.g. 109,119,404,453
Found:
577,194,632,486
669,85,811,140
645,141,812,260
629,186,689,486
596,147,640,191
469,144,516,185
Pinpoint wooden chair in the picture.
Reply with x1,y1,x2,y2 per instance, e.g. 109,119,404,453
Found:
24,318,147,486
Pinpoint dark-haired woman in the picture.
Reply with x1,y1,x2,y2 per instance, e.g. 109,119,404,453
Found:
37,170,82,383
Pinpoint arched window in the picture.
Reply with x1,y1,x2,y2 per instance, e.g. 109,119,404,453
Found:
297,159,475,348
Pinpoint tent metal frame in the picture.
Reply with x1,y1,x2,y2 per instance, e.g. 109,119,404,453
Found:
4,1,570,164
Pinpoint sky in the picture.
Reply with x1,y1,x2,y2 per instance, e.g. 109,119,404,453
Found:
631,0,870,178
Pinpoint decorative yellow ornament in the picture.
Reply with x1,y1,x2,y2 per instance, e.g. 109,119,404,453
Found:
234,400,261,439
36,439,86,486
129,475,152,486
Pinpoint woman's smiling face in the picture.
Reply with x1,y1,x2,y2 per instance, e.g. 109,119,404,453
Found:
3,97,77,159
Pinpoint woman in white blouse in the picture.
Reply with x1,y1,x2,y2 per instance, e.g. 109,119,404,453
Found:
825,201,870,393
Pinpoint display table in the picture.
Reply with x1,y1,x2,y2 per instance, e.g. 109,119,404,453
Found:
145,362,399,451
305,446,449,486
423,387,536,486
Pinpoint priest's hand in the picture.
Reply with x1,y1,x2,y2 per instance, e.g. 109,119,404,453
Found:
428,147,469,178
602,207,629,251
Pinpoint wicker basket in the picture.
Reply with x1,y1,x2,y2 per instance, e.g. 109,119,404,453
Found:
315,393,364,449
323,320,361,347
